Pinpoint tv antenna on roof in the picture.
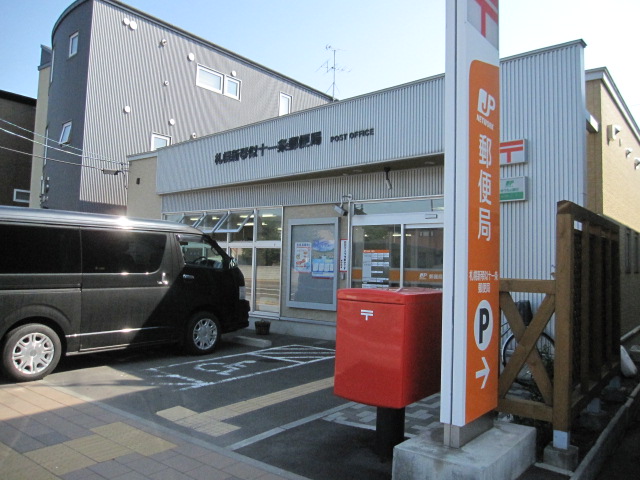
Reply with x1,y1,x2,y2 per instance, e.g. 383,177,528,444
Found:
318,44,350,101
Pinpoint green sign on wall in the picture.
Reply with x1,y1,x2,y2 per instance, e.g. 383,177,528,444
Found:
500,177,526,202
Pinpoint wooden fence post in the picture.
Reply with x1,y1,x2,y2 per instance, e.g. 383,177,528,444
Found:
553,202,574,449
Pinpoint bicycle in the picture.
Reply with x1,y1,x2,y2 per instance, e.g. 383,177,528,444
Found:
501,300,555,385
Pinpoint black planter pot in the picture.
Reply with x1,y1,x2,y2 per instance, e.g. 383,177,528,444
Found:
255,321,271,335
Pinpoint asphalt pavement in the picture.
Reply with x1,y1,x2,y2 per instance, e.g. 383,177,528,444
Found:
0,330,638,480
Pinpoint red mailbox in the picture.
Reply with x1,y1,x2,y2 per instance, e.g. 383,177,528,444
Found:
334,287,442,409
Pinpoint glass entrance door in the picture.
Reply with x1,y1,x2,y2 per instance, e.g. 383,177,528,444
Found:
349,199,444,289
403,227,444,288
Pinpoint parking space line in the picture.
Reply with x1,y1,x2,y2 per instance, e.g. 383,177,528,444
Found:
227,402,357,451
156,377,334,438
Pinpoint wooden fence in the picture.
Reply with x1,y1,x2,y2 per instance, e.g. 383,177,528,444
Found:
497,201,621,447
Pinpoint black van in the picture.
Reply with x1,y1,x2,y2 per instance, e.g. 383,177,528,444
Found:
0,206,250,381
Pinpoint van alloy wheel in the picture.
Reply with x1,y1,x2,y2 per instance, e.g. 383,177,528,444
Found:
184,312,220,355
2,324,62,382
193,318,218,349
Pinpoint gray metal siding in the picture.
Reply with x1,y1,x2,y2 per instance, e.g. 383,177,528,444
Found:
45,0,94,211
156,76,446,194
47,0,330,210
499,42,586,281
162,165,445,213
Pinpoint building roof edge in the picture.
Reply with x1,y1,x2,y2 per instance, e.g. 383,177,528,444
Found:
587,67,640,143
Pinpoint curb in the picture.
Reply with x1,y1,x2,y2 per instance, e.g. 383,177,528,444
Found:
570,378,640,480
226,334,273,348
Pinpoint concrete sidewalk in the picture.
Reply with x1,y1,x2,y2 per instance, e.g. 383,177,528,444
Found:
0,381,309,480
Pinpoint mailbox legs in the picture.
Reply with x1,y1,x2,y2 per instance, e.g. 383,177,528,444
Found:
375,407,405,460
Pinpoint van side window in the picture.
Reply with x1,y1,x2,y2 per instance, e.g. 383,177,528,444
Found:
0,224,80,274
82,230,166,274
178,234,225,270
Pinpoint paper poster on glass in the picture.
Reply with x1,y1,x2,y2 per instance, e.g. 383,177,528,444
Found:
311,239,335,279
288,219,338,310
362,249,390,288
294,242,312,273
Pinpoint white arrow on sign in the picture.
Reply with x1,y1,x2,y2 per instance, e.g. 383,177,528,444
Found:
476,356,490,389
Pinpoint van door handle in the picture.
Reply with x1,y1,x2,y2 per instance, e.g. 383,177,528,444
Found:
182,274,195,281
157,272,169,285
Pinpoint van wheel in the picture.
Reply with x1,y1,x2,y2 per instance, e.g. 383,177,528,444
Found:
184,312,221,355
2,324,62,382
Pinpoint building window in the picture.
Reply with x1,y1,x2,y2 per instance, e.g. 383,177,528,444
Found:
279,93,292,116
69,32,79,57
59,121,72,144
150,133,171,151
13,189,30,204
224,77,241,100
196,64,223,94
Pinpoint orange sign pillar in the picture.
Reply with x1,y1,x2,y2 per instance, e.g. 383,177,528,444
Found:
440,0,500,442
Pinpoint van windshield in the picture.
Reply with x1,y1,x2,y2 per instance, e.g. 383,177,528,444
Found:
178,234,227,269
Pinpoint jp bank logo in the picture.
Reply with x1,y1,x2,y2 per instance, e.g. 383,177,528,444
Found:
477,88,496,118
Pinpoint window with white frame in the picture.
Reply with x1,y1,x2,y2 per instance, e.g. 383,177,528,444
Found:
279,93,292,116
196,64,223,93
13,189,30,204
69,32,79,57
150,133,171,151
224,76,241,100
59,122,72,144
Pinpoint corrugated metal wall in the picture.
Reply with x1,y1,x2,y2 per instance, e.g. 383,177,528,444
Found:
160,41,587,285
499,42,586,281
74,0,331,207
162,165,445,212
156,76,445,193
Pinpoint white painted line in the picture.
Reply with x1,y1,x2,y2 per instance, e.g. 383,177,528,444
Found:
228,402,357,451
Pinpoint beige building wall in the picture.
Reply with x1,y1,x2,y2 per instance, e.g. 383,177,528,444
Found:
586,72,640,232
29,65,50,208
126,154,162,219
586,70,640,337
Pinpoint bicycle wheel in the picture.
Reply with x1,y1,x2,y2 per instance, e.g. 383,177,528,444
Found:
501,332,555,384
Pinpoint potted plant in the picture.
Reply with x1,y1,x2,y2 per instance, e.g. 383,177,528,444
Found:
254,319,271,335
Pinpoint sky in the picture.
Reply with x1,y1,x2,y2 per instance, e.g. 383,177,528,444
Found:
1,0,639,123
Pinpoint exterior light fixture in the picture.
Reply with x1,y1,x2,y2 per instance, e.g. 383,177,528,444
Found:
634,158,640,170
384,167,392,191
102,169,123,175
334,194,353,216
607,124,621,143
625,148,633,157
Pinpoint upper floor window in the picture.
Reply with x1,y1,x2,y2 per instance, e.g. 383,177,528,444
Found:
150,133,171,151
59,121,72,144
279,93,292,116
196,64,223,94
225,76,241,100
69,32,79,57
13,189,30,204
